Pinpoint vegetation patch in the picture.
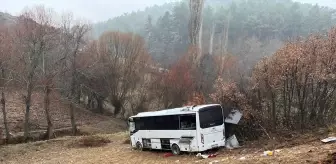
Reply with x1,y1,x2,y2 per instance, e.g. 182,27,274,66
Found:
70,135,111,148
320,152,336,164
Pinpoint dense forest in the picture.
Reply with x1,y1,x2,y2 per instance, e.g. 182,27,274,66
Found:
94,0,336,67
0,0,335,143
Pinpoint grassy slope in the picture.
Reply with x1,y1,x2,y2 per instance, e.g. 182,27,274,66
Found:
0,91,126,135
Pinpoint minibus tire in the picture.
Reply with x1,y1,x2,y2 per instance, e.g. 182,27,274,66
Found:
136,141,143,151
171,144,180,155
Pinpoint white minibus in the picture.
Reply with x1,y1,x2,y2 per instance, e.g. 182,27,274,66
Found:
128,104,242,155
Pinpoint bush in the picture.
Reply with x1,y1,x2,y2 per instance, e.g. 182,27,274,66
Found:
78,135,111,147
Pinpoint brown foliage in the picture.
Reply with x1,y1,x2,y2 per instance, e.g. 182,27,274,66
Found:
213,54,238,77
251,29,336,130
184,92,205,106
155,52,195,108
210,77,251,118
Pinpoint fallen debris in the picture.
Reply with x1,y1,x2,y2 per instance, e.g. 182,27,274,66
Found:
208,154,218,158
321,137,336,143
225,135,240,149
262,151,274,156
196,153,209,159
196,153,218,159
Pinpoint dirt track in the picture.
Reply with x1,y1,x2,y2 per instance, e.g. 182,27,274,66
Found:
0,133,335,164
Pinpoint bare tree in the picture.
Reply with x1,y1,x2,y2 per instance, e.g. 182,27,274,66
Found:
14,6,56,141
60,13,90,135
40,27,64,139
96,31,149,118
0,26,13,141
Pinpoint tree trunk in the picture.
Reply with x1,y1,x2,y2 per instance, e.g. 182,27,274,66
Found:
209,23,215,55
282,81,287,126
87,94,92,109
69,103,77,135
1,68,10,141
317,82,328,124
76,85,81,104
1,90,9,141
297,76,308,131
271,92,276,130
24,99,31,141
24,80,33,141
113,100,122,116
189,0,204,65
257,89,262,110
223,11,231,54
96,96,104,114
70,55,77,136
44,84,54,139
198,14,203,54
287,78,294,127
70,77,77,135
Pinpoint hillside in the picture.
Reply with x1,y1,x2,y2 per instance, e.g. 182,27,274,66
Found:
0,12,16,25
0,91,126,138
92,2,177,38
92,0,336,67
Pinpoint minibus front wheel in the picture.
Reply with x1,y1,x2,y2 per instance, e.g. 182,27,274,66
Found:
136,141,143,151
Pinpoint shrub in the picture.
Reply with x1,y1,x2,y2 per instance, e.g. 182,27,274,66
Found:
78,135,111,147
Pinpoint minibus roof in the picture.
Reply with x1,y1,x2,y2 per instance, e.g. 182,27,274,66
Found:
130,104,221,118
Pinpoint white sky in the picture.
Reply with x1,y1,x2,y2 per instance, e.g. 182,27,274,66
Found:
0,0,335,23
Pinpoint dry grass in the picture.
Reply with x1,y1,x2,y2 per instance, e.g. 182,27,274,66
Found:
0,132,335,164
68,135,111,148
0,91,126,136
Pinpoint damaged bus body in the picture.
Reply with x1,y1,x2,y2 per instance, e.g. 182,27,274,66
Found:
128,104,242,155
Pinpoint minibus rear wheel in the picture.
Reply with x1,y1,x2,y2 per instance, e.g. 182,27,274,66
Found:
171,144,180,155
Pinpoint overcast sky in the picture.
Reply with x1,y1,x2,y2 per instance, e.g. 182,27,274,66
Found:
1,0,335,23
